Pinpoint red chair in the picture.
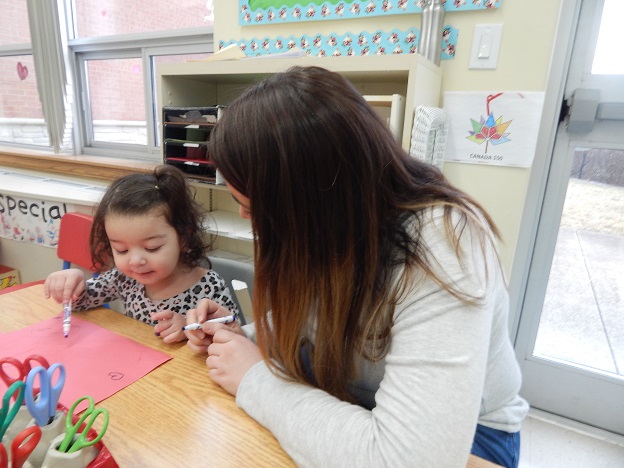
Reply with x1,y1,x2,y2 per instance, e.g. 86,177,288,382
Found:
57,212,109,308
57,212,99,273
0,213,104,297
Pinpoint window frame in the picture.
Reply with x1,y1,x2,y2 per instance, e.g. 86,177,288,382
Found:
1,1,215,162
0,41,52,151
69,28,215,163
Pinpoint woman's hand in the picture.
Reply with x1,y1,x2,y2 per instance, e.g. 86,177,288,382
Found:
185,299,244,353
152,310,187,343
44,269,87,304
207,329,263,395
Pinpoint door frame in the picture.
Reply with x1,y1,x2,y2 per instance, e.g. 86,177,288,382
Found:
508,0,582,340
509,0,624,435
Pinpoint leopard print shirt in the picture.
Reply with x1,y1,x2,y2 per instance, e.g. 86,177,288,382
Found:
73,268,239,325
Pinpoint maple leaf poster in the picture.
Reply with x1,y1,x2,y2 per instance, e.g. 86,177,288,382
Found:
442,91,544,167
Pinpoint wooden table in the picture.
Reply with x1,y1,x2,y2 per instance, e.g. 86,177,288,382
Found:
0,285,499,468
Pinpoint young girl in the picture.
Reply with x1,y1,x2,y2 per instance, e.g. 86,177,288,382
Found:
44,164,238,344
186,67,528,467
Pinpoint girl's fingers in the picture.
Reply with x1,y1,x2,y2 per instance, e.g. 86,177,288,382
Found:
206,327,235,343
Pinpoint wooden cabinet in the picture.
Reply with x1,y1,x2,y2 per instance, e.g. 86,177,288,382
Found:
157,54,442,261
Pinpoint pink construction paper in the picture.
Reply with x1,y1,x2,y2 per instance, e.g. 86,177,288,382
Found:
0,315,172,408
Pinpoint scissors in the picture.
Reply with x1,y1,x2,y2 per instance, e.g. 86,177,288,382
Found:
58,396,109,454
10,425,41,468
24,363,65,427
0,442,7,468
0,380,25,440
0,355,50,390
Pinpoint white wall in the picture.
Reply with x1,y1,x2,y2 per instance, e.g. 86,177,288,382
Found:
213,0,563,274
0,238,59,283
1,0,564,283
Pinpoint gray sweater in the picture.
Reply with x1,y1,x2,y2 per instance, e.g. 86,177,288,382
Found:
238,208,528,467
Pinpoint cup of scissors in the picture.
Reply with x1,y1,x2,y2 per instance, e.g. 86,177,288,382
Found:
21,364,66,467
41,396,109,468
0,355,50,445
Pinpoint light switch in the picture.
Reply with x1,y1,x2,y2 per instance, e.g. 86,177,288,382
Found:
478,34,492,58
469,24,503,69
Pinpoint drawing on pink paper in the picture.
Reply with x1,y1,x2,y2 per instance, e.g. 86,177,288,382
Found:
0,316,171,407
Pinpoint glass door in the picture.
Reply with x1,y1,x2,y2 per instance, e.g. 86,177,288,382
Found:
515,0,624,435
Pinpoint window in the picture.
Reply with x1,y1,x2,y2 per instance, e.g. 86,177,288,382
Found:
0,55,48,146
0,0,215,162
73,0,212,38
0,1,31,44
0,1,49,148
74,47,212,160
592,0,624,74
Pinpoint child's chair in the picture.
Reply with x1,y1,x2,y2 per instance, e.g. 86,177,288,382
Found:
57,212,98,273
206,256,254,325
0,212,100,296
57,212,109,308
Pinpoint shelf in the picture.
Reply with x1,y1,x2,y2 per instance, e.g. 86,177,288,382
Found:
189,179,227,190
157,54,442,152
203,211,253,241
364,94,405,142
209,249,254,265
158,54,442,260
0,169,107,205
163,122,216,127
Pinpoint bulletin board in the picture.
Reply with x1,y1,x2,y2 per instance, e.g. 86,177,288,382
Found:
239,0,500,25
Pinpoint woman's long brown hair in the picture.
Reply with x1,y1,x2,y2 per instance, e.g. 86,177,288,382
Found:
208,66,500,401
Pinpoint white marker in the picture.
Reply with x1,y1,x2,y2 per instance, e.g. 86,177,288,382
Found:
63,301,72,338
182,314,236,331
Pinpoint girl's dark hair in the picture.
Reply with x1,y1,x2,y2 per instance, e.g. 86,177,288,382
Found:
208,66,500,401
91,164,210,269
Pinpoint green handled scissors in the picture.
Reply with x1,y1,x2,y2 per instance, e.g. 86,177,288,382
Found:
0,380,25,440
58,396,109,454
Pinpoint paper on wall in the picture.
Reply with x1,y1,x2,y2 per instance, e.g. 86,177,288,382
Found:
443,91,545,168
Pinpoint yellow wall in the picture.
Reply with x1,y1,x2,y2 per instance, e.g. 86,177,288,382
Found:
213,0,563,273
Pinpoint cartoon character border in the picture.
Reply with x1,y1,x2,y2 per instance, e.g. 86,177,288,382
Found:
220,27,458,59
239,0,500,26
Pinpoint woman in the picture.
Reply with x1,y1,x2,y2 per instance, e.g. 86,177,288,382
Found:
186,66,528,467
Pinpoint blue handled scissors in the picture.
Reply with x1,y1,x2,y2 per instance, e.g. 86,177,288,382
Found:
24,363,65,427
58,396,109,454
0,355,50,389
0,380,25,440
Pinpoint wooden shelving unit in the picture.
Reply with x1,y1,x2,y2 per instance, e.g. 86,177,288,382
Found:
157,54,442,260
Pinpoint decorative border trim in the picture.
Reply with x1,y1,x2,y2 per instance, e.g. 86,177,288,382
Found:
220,27,458,59
239,0,500,25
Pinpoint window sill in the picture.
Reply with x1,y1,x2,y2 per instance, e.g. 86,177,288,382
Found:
0,147,157,183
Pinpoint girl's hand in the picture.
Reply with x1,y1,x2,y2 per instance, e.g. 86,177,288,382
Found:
206,329,262,395
44,269,87,304
152,310,187,343
185,299,244,354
